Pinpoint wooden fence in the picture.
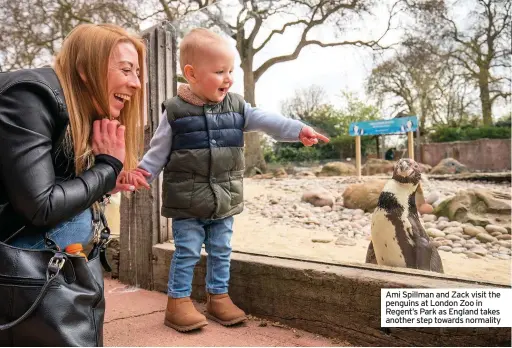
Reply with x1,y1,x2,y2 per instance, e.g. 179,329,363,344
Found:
118,21,177,290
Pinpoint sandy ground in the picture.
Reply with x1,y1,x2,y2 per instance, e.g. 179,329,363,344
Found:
230,179,511,286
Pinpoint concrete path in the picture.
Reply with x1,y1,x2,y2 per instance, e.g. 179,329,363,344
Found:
103,278,343,347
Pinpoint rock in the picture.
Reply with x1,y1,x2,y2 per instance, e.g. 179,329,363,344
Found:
335,236,357,246
497,254,511,260
419,204,434,215
424,222,436,229
465,252,482,259
476,233,498,243
429,158,469,175
427,228,445,238
312,238,333,243
498,240,511,248
465,240,475,247
350,221,363,230
463,225,482,237
426,192,440,205
301,190,334,208
433,188,511,227
273,167,288,178
447,221,462,228
440,240,454,247
418,163,432,173
437,216,450,222
296,171,317,178
423,214,437,223
497,234,511,240
318,162,356,176
444,227,463,234
304,217,320,225
252,173,274,179
437,221,451,230
342,180,386,212
445,234,462,241
490,231,503,237
351,209,365,216
471,247,488,256
451,247,465,254
361,159,395,176
322,206,332,212
438,246,452,252
485,224,508,234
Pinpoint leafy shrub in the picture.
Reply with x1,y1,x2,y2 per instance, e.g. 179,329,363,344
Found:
429,125,511,142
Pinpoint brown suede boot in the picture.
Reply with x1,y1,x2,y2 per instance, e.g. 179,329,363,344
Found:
205,293,247,326
164,296,208,332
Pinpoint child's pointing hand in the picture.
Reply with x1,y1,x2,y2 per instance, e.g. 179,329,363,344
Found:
299,126,330,146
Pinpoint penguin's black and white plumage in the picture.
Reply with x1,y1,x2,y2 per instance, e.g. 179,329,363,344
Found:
365,158,444,273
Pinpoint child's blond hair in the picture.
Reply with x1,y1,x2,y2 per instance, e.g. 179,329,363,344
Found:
179,28,227,71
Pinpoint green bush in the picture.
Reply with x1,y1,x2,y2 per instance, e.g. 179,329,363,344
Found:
429,125,511,142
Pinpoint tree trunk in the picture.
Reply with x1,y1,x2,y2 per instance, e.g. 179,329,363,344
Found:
241,60,267,176
479,68,493,125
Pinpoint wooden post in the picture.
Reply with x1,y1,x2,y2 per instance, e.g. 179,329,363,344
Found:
407,131,414,160
119,21,177,290
415,127,421,163
355,135,361,178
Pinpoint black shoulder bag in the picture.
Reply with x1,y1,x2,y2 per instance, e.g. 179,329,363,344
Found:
0,199,113,346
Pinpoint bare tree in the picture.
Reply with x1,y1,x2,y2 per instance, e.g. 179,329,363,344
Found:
280,84,328,120
405,0,512,125
367,37,480,129
163,0,400,174
367,39,444,128
0,0,142,71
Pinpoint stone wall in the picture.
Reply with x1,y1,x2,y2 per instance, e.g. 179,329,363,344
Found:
421,139,511,171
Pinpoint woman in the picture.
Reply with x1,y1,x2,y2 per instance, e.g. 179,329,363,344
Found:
0,23,145,249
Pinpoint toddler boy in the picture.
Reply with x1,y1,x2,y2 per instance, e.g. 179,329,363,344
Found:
124,28,329,332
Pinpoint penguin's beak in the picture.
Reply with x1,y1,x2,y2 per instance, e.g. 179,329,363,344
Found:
396,161,414,177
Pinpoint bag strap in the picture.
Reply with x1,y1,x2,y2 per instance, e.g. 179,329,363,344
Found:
0,253,66,331
89,195,112,272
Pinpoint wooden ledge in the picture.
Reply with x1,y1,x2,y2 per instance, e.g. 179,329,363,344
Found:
152,243,511,347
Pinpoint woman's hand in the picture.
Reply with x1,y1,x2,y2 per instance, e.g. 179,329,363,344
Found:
92,119,126,164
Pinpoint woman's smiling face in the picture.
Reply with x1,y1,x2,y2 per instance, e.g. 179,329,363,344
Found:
105,41,142,118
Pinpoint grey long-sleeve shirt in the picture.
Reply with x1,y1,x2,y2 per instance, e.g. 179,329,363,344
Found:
139,102,305,183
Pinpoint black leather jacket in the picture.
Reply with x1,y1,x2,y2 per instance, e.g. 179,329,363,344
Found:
0,67,123,241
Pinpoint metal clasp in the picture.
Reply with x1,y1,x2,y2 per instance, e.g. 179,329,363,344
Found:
46,253,66,279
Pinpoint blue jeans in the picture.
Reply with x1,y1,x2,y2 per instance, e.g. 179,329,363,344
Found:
8,209,94,250
168,216,234,298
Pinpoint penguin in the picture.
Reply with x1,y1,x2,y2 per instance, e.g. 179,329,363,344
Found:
365,158,444,273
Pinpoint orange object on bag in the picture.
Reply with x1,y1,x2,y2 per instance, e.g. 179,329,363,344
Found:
65,243,88,260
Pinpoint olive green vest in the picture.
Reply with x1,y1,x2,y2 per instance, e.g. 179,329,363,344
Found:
160,93,246,220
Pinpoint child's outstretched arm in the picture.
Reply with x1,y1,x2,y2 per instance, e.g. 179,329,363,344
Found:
243,103,329,144
137,110,173,184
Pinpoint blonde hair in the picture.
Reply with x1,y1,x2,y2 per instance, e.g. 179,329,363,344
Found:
179,28,228,72
53,23,145,175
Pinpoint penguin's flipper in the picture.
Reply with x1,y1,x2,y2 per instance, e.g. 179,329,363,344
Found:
414,235,444,274
414,235,434,271
365,240,378,264
429,247,445,274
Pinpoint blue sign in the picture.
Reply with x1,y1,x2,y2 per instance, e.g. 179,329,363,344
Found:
349,116,418,136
